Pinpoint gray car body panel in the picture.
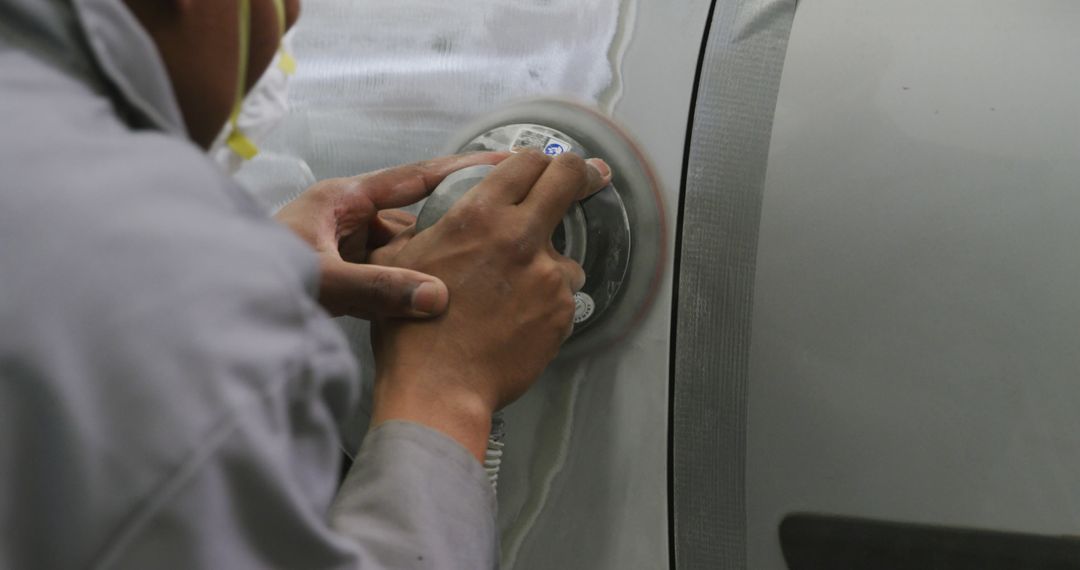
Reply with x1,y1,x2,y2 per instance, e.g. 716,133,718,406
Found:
748,1,1080,567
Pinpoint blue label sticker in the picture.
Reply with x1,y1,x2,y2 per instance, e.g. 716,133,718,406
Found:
544,141,568,156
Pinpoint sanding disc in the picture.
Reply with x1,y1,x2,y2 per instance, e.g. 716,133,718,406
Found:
442,99,666,355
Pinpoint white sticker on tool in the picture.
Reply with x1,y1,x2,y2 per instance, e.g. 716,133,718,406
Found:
512,128,573,156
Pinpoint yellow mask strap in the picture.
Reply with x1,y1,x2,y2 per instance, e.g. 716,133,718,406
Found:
271,0,297,75
226,0,293,159
226,0,258,159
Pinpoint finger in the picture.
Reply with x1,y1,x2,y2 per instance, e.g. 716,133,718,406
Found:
556,256,587,292
561,295,577,343
368,210,416,248
520,153,609,232
339,209,415,262
368,228,416,266
545,241,587,290
585,158,613,194
549,259,582,344
318,257,449,320
463,149,551,206
377,208,417,227
562,321,576,344
353,151,511,211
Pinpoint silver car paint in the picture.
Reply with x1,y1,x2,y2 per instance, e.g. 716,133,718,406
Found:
749,0,1080,567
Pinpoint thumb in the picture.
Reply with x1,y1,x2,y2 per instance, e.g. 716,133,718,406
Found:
318,257,449,320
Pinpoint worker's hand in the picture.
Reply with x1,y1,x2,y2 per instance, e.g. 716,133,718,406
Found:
275,152,510,320
368,151,612,461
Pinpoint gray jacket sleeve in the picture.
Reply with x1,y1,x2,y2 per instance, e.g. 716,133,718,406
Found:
332,423,499,569
100,415,499,570
0,45,498,570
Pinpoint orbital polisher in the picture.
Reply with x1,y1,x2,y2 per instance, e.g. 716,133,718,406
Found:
416,99,666,356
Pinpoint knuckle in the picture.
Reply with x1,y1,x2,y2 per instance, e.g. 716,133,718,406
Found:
516,148,551,167
555,290,576,322
366,271,401,305
408,170,428,192
559,289,576,312
538,262,565,289
446,199,493,231
495,229,535,261
552,152,587,176
307,178,342,203
570,264,586,289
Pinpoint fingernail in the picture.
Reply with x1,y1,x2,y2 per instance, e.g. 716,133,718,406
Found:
587,158,612,180
410,281,444,316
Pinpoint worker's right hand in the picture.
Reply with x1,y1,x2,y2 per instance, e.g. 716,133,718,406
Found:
368,151,611,461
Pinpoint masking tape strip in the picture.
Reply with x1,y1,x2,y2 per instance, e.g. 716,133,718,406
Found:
672,0,798,568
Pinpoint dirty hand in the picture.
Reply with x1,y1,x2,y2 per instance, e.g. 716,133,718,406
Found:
369,151,612,461
275,153,509,320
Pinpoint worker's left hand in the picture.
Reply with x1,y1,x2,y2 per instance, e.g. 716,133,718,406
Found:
275,152,510,320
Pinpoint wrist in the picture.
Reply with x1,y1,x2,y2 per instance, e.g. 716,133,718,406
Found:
371,372,495,463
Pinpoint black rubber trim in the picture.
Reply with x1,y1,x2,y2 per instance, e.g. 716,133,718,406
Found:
781,514,1080,570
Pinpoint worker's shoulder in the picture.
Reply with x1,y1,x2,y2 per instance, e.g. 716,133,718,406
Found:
0,54,306,285
0,53,357,569
1,88,240,218
1,47,247,211
0,94,308,315
0,49,342,419
0,40,358,570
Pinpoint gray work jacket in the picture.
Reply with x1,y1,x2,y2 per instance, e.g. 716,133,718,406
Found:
0,1,496,568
